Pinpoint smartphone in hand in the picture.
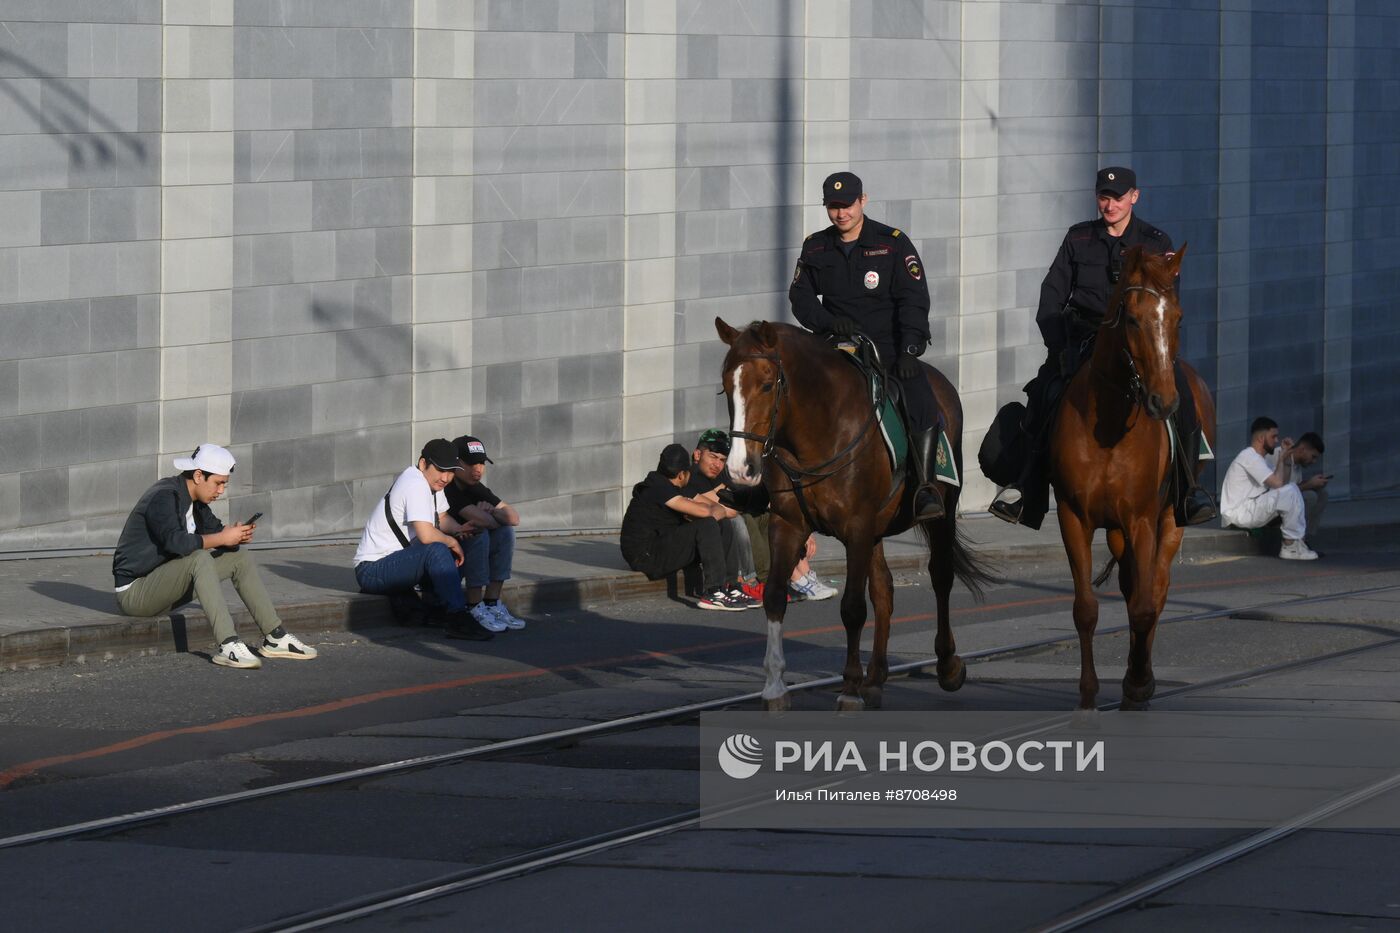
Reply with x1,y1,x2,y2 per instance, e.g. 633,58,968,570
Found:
244,512,263,525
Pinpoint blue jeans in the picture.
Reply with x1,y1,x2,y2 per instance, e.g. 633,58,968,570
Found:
459,525,515,587
354,541,466,612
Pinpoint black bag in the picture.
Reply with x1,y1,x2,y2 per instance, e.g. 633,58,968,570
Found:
978,401,1028,487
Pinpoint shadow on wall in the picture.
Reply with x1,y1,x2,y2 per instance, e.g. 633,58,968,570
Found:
0,50,149,166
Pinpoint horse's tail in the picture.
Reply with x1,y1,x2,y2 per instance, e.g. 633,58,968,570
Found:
1092,557,1117,588
916,515,1000,602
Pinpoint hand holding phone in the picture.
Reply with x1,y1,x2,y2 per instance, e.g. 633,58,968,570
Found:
244,512,263,526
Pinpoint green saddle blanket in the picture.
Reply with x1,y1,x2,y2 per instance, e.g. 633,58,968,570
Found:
839,347,960,487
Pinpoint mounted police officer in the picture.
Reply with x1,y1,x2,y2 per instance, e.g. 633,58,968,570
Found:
988,166,1216,528
789,171,944,521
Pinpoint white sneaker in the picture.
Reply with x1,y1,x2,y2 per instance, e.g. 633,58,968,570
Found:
487,602,527,630
1279,539,1319,561
260,631,318,660
471,602,509,632
213,640,262,669
802,571,838,601
789,572,836,601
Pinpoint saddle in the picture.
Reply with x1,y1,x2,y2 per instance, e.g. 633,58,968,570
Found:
834,336,959,487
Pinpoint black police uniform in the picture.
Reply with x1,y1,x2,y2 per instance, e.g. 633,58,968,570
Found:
999,212,1209,529
788,218,938,433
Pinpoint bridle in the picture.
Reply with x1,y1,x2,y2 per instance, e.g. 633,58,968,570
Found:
1096,283,1171,406
726,351,881,481
726,354,787,458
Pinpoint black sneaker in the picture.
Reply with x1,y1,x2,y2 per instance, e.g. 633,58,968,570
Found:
443,609,495,641
697,590,747,611
723,586,760,609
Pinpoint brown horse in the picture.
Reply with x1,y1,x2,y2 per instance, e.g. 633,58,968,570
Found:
715,318,992,712
1049,244,1217,710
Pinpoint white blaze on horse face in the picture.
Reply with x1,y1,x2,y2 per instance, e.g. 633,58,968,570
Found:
728,363,759,485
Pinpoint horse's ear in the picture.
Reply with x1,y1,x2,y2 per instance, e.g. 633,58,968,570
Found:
715,317,740,345
753,321,778,350
1166,242,1188,278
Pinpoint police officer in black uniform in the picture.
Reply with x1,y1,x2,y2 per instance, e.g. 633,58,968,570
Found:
789,171,944,521
989,166,1216,528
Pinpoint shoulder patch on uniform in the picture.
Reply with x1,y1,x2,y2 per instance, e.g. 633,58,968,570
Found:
890,229,902,238
1146,226,1167,240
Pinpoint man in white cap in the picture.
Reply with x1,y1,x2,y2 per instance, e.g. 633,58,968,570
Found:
112,444,318,668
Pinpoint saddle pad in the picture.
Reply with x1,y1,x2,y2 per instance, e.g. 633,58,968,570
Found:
842,349,959,487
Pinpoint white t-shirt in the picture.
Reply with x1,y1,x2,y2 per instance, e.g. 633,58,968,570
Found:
353,467,448,565
1219,447,1275,520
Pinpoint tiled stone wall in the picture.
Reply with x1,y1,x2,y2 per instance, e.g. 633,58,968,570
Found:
0,0,1395,549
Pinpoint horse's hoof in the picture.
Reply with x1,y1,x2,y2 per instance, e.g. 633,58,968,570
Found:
1118,697,1151,712
1121,676,1156,704
938,657,967,692
1070,708,1102,731
835,694,865,713
763,692,791,714
859,686,883,710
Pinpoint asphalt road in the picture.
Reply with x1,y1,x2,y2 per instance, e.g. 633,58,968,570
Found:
4,547,1400,931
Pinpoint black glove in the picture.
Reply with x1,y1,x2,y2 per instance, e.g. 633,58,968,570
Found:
827,316,857,337
895,353,921,379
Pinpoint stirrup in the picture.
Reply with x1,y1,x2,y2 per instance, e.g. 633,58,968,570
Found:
1182,488,1217,526
913,486,945,521
989,487,1024,525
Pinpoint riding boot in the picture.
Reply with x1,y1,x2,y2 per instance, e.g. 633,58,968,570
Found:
990,372,1057,526
908,427,946,522
1175,422,1218,526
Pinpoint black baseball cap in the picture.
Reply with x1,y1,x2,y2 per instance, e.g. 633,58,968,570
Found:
695,428,731,455
1096,166,1136,197
453,435,493,465
822,171,862,205
420,438,462,471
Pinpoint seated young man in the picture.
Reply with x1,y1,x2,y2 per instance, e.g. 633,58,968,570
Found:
112,444,317,669
1219,417,1318,560
444,435,525,634
353,439,497,641
1265,429,1329,542
619,443,757,611
690,428,836,602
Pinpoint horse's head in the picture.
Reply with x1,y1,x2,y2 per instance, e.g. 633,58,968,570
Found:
1104,244,1187,421
716,317,785,486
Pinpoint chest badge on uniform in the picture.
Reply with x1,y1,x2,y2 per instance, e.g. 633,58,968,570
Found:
904,255,922,281
864,271,879,289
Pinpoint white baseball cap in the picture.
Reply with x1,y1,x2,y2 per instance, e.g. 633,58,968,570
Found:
173,444,236,476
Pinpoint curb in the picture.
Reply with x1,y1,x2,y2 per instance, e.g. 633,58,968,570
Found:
0,526,1269,671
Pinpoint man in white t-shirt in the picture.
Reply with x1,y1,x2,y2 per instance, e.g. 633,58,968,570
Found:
353,439,497,641
1219,416,1318,560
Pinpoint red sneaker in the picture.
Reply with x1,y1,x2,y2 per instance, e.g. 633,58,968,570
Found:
741,581,765,601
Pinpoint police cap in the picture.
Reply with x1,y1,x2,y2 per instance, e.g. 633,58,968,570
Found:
1096,166,1136,197
822,171,863,205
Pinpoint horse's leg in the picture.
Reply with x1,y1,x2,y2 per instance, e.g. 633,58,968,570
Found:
860,541,893,709
1120,516,1162,709
760,515,806,713
837,530,874,712
1058,503,1100,709
928,510,965,691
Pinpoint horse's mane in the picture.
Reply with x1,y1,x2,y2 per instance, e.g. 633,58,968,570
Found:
1124,246,1178,294
731,320,828,357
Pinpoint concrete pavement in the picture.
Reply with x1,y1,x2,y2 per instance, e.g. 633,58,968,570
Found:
1,498,1395,670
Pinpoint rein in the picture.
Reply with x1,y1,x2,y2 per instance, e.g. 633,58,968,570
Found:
727,344,888,535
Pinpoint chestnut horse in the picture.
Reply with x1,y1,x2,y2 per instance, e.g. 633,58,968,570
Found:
1050,245,1217,710
716,318,992,712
